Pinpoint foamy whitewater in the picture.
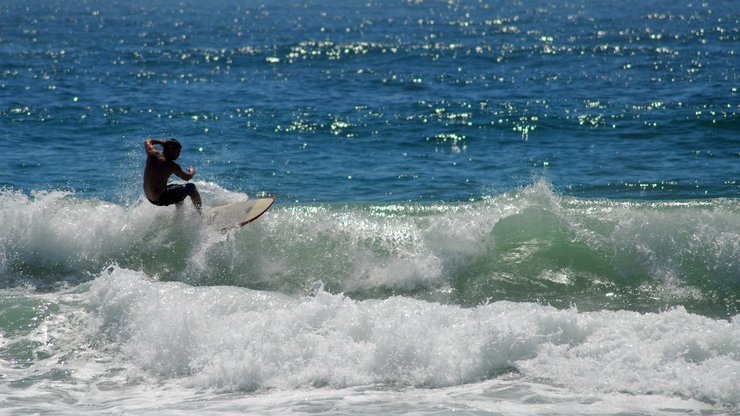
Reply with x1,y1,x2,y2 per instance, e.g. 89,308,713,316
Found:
1,0,739,414
1,183,739,414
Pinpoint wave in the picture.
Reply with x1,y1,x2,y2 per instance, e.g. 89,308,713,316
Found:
0,181,738,317
89,267,740,401
3,266,739,407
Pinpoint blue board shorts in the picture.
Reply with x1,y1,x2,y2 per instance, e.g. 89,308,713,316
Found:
148,183,196,206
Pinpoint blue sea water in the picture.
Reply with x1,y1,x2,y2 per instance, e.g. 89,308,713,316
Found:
1,0,739,414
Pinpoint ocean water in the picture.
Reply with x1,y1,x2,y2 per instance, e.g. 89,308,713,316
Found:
1,0,739,414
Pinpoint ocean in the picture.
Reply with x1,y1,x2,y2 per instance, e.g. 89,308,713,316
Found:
1,0,738,414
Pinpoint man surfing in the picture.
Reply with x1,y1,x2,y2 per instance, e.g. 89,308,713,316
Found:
143,138,202,210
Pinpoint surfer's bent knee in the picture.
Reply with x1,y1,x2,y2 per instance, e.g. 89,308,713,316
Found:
185,183,196,195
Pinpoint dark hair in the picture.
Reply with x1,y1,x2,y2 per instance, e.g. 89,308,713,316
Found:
165,139,182,151
162,139,182,161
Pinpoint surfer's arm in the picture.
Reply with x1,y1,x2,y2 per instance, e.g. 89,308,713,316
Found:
144,138,165,157
172,163,196,181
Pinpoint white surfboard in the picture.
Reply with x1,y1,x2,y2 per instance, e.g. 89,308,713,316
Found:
207,197,275,230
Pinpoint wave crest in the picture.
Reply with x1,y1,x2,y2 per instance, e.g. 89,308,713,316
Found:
1,183,738,316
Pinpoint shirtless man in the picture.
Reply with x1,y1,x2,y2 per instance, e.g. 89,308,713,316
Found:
143,138,202,210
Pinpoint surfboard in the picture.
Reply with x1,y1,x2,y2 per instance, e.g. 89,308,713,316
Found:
207,197,275,230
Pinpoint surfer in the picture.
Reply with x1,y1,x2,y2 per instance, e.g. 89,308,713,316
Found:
143,138,202,211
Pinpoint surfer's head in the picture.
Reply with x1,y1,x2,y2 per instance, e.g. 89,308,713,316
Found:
163,139,182,161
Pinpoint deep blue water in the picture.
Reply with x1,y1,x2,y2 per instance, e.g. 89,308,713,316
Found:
1,1,739,415
1,0,737,203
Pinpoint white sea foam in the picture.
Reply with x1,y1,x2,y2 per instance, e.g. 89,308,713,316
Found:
83,266,740,407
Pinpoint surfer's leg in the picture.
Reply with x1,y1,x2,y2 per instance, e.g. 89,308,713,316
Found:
184,183,202,213
186,183,201,207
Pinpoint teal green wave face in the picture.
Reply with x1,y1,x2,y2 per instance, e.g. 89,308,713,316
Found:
1,184,737,318
0,297,58,369
0,297,57,339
